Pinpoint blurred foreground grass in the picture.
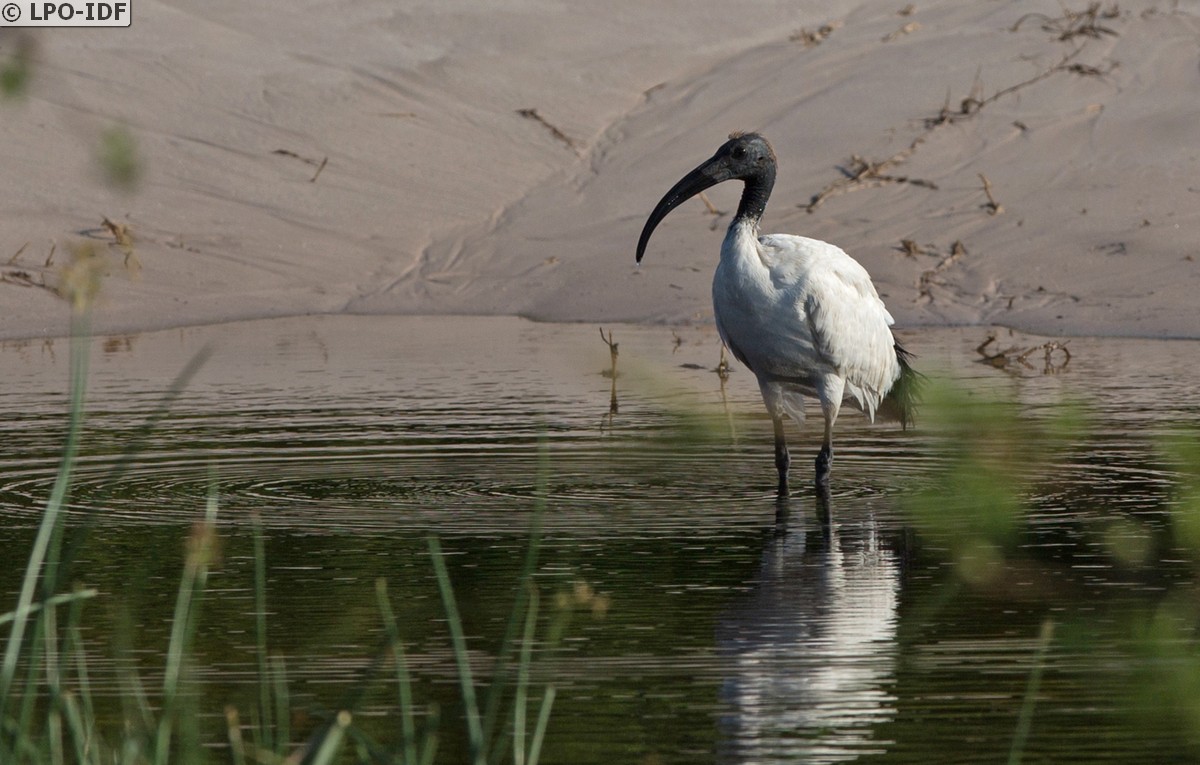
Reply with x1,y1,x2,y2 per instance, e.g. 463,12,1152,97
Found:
0,283,599,763
902,379,1200,757
1,33,34,99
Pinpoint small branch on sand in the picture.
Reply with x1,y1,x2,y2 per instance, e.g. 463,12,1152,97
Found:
978,173,1003,215
7,242,29,265
102,217,140,277
309,156,328,183
790,21,842,47
806,38,1100,217
517,108,582,154
914,240,968,303
697,192,722,216
697,192,730,230
101,217,133,251
1,241,56,292
272,148,329,182
804,144,937,213
925,47,1087,129
882,21,921,42
1010,3,1121,41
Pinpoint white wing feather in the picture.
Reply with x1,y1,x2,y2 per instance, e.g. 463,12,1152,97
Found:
714,229,899,419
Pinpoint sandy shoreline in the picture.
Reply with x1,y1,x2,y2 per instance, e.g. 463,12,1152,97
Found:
2,1,1198,342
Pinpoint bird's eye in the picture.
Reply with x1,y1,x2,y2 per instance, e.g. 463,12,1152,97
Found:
731,146,747,161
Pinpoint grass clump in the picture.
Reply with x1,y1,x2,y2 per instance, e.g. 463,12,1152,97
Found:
902,379,1085,585
0,34,35,99
97,127,141,192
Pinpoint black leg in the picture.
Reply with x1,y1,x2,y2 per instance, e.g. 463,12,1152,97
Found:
772,415,790,497
815,443,833,492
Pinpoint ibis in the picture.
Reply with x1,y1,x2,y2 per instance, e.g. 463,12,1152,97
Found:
636,132,918,497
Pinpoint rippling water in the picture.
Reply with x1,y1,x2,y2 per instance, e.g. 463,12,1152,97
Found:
2,316,1199,763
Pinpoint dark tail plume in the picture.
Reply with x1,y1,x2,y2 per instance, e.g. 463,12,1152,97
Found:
881,341,923,430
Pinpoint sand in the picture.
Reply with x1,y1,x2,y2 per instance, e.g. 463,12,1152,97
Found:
1,0,1198,341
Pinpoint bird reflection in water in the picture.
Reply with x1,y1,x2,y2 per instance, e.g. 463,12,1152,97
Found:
717,497,901,763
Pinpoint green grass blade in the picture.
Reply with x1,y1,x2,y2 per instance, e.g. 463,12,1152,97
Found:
252,515,275,756
418,704,440,765
58,691,93,765
43,591,64,765
427,536,485,765
225,706,247,765
271,654,290,754
15,617,46,753
308,711,351,765
375,578,419,765
66,590,97,764
512,583,540,765
153,475,219,764
0,589,97,628
115,645,153,739
1008,619,1055,765
527,686,556,765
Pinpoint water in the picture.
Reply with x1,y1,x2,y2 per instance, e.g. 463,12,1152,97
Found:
2,316,1200,763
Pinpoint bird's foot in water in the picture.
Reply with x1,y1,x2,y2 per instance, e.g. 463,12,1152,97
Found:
814,445,833,491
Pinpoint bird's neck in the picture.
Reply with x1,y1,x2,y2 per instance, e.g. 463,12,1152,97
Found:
734,165,776,224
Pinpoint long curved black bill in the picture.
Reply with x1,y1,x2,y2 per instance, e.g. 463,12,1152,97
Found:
635,159,727,264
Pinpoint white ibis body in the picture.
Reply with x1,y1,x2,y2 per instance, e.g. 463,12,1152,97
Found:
636,133,917,497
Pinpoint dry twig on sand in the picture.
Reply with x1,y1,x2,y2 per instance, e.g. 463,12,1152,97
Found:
790,21,842,47
272,148,330,182
804,146,938,212
102,217,141,277
1011,2,1121,41
1,241,54,294
882,21,921,42
805,39,1099,216
517,108,581,154
925,47,1088,129
697,192,729,230
978,173,1003,215
915,240,967,302
6,242,29,266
